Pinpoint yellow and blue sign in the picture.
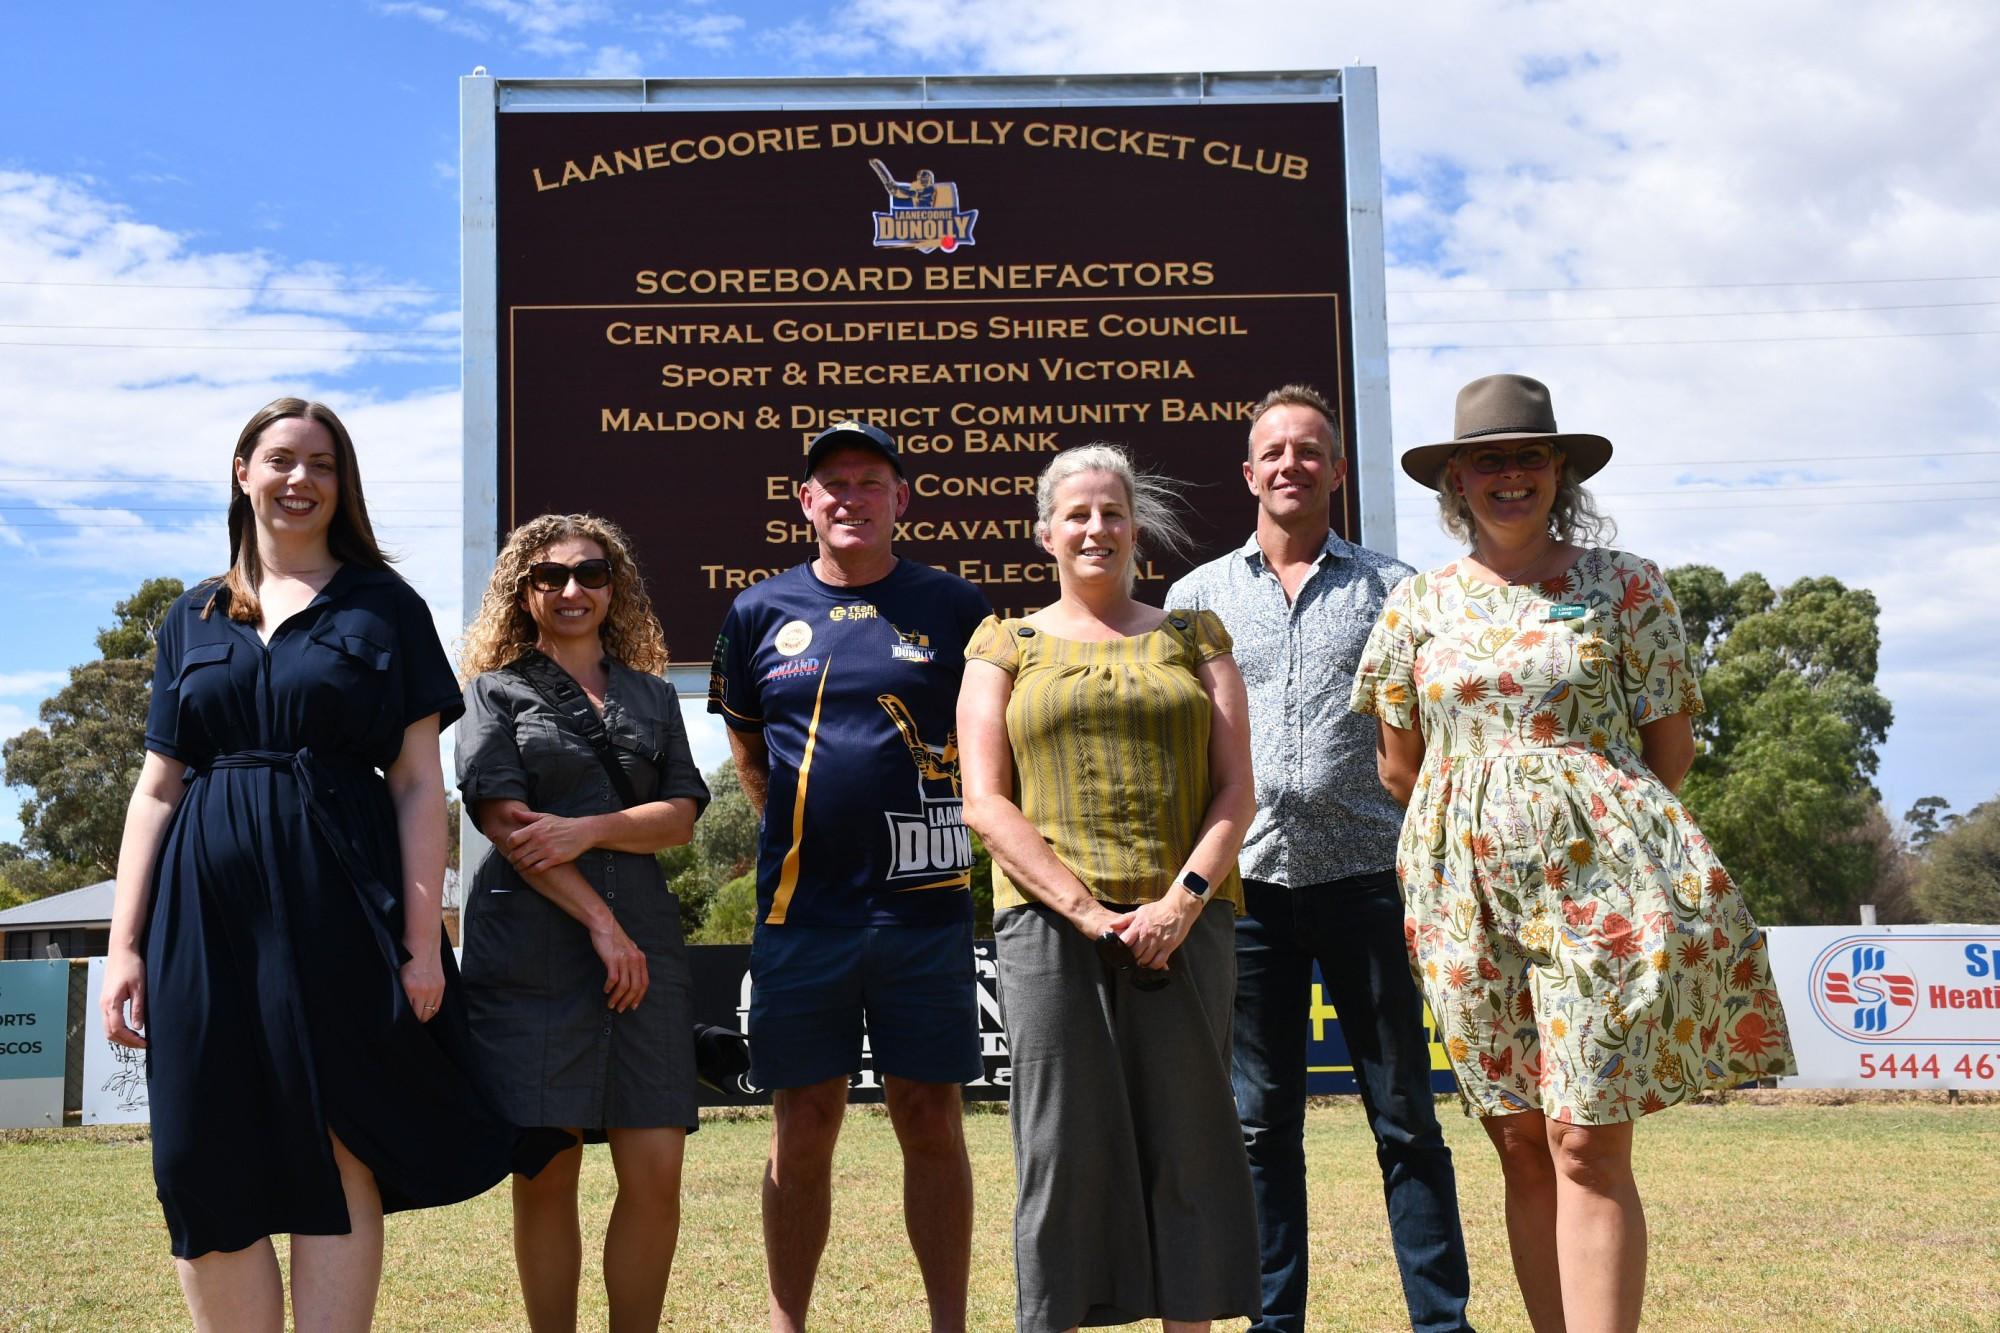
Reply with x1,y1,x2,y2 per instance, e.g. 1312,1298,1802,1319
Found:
1305,962,1458,1095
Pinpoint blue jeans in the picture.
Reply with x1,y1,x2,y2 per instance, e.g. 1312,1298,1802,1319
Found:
1233,873,1474,1333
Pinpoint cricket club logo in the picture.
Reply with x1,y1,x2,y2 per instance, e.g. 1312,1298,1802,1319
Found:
1811,941,1919,1037
868,159,978,253
877,693,975,883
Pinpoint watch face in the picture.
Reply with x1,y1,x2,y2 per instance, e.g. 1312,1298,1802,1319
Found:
1181,871,1210,898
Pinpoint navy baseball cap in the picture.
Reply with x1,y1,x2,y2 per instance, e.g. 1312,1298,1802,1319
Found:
803,420,903,481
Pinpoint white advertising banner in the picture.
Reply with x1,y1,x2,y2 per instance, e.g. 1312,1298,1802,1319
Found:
82,955,151,1125
1766,926,2000,1089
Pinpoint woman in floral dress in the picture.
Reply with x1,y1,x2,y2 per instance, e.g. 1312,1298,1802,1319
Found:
1350,375,1794,1333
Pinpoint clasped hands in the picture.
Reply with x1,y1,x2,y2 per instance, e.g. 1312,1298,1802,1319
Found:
1088,892,1201,971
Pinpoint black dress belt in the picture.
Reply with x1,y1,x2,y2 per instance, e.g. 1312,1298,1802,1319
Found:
198,749,409,971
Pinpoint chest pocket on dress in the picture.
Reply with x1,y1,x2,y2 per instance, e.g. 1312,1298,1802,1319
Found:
174,641,233,691
172,641,235,757
514,712,601,811
304,625,394,738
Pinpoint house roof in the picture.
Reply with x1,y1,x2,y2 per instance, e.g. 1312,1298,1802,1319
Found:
0,879,116,931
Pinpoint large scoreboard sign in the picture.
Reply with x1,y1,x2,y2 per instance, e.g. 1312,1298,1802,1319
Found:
464,72,1395,661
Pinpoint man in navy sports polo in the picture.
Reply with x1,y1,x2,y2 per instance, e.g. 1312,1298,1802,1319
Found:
709,420,989,1333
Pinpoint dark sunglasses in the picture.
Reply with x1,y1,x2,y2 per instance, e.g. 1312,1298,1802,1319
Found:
1094,930,1170,993
1461,443,1558,475
527,559,612,591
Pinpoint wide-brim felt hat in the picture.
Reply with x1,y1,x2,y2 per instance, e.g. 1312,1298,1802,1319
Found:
1400,374,1613,488
803,420,903,480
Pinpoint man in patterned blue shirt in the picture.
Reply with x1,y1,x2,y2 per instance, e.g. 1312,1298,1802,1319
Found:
1166,385,1475,1333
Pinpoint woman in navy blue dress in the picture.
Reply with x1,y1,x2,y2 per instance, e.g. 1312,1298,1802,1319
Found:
98,398,566,1331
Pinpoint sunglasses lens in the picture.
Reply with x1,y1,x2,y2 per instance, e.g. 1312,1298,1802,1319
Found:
1518,445,1553,470
528,560,613,591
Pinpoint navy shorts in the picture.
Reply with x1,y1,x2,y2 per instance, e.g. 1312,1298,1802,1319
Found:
747,919,982,1091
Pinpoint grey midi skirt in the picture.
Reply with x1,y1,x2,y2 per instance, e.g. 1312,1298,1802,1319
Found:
995,902,1261,1332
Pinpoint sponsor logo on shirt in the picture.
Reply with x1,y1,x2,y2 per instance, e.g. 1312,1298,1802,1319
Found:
774,620,813,656
763,657,823,684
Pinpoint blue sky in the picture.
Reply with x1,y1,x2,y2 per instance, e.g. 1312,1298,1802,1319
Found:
4,0,1997,850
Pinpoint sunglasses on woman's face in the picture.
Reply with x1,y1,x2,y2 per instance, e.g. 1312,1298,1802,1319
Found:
527,559,612,591
1461,443,1558,475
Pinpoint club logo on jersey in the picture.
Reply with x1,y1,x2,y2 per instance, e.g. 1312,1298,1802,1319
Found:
888,621,934,664
877,693,974,882
869,159,978,254
774,620,813,656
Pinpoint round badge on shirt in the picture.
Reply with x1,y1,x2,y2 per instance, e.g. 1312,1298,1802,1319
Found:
774,620,814,656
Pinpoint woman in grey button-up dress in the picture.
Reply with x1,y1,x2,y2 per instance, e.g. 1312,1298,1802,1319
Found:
457,513,709,1331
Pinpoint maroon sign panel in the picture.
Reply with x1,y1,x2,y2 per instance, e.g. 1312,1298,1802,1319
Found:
494,100,1353,649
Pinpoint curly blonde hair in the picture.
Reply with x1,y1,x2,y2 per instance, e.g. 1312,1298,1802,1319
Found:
459,513,670,678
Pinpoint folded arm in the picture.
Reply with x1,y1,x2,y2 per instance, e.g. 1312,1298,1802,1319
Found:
475,797,650,1010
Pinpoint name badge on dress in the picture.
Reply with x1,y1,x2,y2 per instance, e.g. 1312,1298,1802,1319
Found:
1547,603,1591,621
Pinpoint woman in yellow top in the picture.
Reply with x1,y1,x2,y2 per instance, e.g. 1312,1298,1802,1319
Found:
959,443,1260,1333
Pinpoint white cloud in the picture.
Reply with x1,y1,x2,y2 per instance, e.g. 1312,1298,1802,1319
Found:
584,44,646,78
376,1,490,40
0,672,69,699
464,0,609,56
671,13,744,50
0,171,458,579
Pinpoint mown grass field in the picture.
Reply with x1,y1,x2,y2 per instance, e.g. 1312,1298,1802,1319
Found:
3,1093,1996,1331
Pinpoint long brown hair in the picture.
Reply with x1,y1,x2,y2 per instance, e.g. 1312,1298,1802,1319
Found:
203,398,393,622
458,513,670,678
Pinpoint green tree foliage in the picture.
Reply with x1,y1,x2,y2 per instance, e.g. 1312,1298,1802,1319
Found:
1904,796,1953,853
0,842,92,905
659,759,760,938
1915,796,2000,923
1666,566,1891,925
2,577,184,892
693,872,759,944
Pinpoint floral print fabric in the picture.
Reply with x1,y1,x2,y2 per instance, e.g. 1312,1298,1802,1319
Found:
1349,548,1795,1123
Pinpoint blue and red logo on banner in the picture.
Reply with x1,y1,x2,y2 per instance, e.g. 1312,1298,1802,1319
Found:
1815,943,1920,1037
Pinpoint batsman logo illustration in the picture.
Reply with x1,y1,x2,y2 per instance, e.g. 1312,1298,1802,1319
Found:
877,693,974,882
868,158,978,253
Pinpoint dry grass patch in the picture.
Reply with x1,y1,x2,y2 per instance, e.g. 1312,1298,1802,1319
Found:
2,1096,1996,1330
